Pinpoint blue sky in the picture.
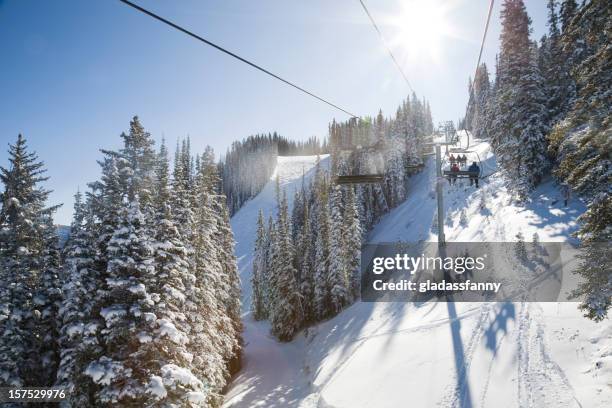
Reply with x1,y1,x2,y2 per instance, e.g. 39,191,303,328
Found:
0,0,548,224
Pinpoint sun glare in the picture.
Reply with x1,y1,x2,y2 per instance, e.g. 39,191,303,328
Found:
386,0,456,63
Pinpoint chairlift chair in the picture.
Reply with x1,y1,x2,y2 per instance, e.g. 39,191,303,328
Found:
334,174,384,184
443,150,482,179
334,173,390,209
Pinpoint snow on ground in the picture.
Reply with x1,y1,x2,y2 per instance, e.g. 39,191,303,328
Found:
224,141,611,408
231,155,330,308
227,155,329,407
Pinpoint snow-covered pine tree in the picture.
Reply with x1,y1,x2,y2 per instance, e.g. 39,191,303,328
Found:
269,191,302,341
56,191,102,406
172,139,196,244
263,216,275,317
547,0,611,321
492,0,550,199
62,153,126,405
471,64,491,139
559,0,578,33
36,200,63,385
556,0,582,108
266,216,279,320
89,154,124,264
87,199,183,405
484,56,501,143
120,116,156,217
298,203,316,324
0,134,61,387
343,186,362,301
328,186,350,314
391,140,408,206
465,76,476,133
291,178,306,242
251,210,268,321
539,0,575,127
313,172,331,320
515,231,527,261
190,154,235,406
145,141,208,406
571,194,611,321
200,149,242,373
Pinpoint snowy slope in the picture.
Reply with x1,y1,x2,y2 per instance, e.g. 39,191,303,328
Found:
230,155,330,308
227,155,329,408
224,142,611,408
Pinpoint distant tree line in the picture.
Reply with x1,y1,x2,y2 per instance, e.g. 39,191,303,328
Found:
219,132,327,215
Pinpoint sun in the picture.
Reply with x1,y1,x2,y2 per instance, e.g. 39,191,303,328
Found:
385,0,455,62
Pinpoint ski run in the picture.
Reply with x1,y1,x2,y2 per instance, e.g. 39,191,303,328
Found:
224,136,611,408
1,0,610,406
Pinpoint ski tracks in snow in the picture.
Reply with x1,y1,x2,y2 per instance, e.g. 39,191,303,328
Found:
517,302,581,408
437,301,580,408
438,303,493,408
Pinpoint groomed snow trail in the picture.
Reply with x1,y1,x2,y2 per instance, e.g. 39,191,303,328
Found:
224,142,611,408
225,155,329,408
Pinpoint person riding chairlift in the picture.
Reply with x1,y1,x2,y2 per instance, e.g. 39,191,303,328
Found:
449,163,460,185
468,161,480,188
460,154,468,167
449,154,456,165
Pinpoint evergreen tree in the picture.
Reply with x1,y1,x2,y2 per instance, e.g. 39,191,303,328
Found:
539,0,574,126
547,0,611,321
343,187,362,300
570,195,611,321
202,147,242,329
190,157,234,406
86,198,207,405
491,0,549,199
147,143,208,405
471,64,491,139
515,231,527,260
84,200,152,404
559,0,578,33
328,186,350,313
37,201,63,385
59,120,242,405
120,116,156,214
172,139,195,244
57,191,101,406
251,211,268,321
269,192,302,341
313,175,331,320
0,134,61,387
465,77,476,132
266,217,279,321
298,204,315,324
205,155,243,374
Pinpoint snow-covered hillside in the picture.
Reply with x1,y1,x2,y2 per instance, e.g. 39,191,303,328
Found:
224,141,611,408
230,155,330,308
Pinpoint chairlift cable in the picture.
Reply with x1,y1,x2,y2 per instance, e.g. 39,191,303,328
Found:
464,0,495,127
118,0,359,118
357,0,415,94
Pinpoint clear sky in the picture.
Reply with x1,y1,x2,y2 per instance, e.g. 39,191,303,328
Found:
0,0,549,225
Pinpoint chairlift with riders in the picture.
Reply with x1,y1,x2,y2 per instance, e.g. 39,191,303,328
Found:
443,150,482,179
